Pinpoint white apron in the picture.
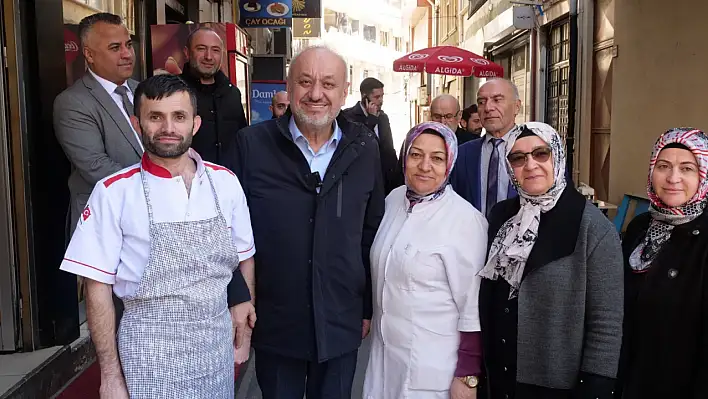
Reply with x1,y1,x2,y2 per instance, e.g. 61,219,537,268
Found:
363,187,487,399
117,169,237,398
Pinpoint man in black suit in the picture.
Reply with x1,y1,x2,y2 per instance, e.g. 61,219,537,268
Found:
343,78,401,194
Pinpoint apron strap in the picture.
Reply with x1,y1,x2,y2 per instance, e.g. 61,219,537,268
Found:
140,169,156,226
140,166,226,226
203,168,225,219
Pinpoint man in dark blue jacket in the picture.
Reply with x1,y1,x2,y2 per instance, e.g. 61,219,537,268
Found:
227,45,384,399
450,79,521,215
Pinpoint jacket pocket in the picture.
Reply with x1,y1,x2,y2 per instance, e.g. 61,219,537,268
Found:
337,179,343,218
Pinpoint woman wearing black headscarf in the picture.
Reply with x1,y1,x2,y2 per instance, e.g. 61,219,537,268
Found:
617,128,708,398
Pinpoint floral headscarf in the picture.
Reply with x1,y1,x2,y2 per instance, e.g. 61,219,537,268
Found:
477,122,567,299
402,122,458,211
629,128,708,271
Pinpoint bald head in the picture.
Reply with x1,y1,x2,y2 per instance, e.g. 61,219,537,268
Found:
479,78,519,100
287,45,350,130
288,45,349,84
430,94,461,132
270,91,289,118
476,78,521,137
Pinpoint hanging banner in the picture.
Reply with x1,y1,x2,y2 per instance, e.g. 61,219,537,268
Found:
239,0,293,28
250,81,287,125
292,0,321,18
292,18,321,38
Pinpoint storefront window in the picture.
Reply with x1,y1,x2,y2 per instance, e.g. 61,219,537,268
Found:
547,21,570,138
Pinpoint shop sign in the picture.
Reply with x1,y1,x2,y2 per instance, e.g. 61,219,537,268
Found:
250,81,287,125
239,0,293,28
292,18,321,38
292,0,321,18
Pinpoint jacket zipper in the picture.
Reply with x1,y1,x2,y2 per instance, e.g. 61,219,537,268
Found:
337,179,343,218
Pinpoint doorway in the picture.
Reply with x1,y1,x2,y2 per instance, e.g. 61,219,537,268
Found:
0,0,19,352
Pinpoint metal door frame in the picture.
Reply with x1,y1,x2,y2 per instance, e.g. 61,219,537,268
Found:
2,0,34,351
0,0,22,352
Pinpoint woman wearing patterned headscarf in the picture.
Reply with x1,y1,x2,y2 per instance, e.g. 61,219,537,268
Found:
477,122,623,399
616,128,708,399
363,122,489,399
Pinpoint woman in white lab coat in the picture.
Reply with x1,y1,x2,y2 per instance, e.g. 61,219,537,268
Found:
363,122,489,399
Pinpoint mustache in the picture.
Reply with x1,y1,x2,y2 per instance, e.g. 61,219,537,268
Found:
152,134,183,141
302,98,329,104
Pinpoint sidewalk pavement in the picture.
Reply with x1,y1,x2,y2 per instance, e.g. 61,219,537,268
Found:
1,331,370,398
1,324,93,399
236,335,372,399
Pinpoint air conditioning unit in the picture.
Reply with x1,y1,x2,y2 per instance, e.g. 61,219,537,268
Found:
418,86,429,106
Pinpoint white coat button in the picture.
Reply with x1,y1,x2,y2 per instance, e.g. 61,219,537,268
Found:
693,229,700,235
501,338,506,344
668,269,679,278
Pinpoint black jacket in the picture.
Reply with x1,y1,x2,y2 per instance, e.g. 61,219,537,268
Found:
181,65,248,164
342,102,402,194
455,127,480,145
227,111,385,362
616,211,708,399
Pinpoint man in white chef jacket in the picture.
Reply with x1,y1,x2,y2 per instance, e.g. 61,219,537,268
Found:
59,74,256,398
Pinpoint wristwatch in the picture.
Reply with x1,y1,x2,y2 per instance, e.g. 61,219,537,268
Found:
460,375,479,388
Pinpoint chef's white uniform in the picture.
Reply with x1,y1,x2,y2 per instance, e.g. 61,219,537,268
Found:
363,185,488,399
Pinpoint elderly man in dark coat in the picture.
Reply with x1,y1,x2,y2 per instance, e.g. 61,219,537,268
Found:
226,45,385,399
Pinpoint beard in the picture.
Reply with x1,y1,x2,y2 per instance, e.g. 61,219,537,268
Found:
189,58,219,80
291,103,339,128
142,126,193,159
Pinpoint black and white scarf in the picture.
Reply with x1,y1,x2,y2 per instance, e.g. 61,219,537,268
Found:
478,122,567,299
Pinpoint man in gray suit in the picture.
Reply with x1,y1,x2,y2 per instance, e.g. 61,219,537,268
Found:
54,13,143,236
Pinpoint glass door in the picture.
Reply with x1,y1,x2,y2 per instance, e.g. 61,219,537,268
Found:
0,0,19,352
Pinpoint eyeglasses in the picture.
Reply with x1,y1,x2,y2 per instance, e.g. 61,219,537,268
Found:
507,147,552,168
431,112,459,121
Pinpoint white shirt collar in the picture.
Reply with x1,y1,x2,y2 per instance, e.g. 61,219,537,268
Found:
288,117,342,147
141,148,206,179
485,125,517,144
88,68,131,96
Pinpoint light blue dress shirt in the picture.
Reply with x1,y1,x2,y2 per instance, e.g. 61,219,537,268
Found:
480,130,513,214
289,117,342,191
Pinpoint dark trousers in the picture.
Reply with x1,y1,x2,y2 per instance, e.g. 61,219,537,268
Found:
255,349,358,399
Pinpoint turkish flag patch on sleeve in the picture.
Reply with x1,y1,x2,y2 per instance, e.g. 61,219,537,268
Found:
82,205,91,222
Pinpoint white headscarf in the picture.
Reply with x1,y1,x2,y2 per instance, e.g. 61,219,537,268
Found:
477,122,567,299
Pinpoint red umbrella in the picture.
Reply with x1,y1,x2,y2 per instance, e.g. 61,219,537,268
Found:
393,46,504,78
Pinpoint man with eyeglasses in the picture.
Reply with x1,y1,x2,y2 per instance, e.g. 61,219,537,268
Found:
449,79,521,216
430,94,482,146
